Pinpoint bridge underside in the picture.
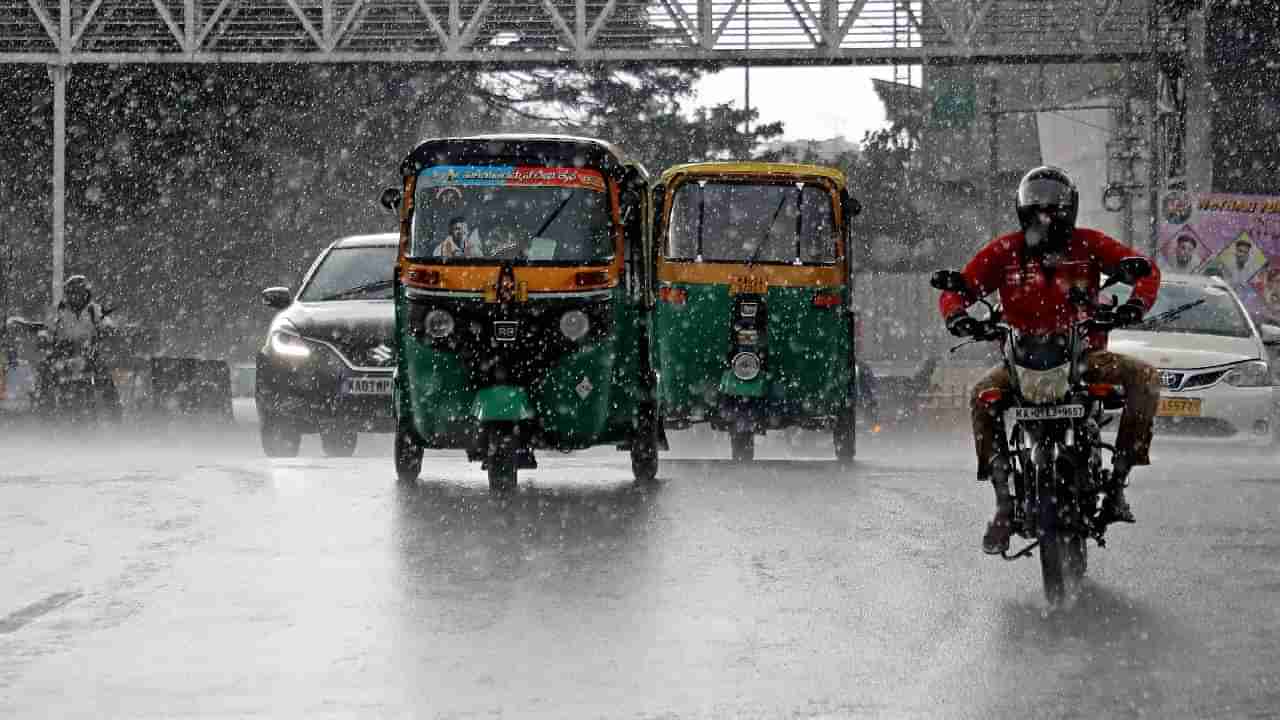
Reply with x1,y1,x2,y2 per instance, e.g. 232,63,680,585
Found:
1,0,1157,66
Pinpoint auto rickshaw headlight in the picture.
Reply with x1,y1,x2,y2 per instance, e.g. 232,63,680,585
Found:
424,309,455,339
732,352,761,381
560,310,590,341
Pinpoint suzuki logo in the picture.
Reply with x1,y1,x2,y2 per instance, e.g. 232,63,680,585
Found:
369,344,394,364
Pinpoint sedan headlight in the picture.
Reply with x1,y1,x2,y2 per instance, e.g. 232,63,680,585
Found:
268,323,311,359
424,309,455,339
731,352,761,381
559,310,590,341
1223,360,1270,387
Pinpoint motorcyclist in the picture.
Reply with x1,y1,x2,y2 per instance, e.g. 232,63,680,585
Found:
938,166,1162,554
39,275,121,420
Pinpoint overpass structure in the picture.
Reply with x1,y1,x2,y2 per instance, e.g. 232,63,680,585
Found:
1,0,1173,300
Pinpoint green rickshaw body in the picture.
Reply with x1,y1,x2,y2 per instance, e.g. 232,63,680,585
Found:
652,162,859,460
387,135,659,485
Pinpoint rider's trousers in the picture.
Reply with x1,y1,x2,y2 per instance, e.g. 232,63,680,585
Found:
970,350,1161,476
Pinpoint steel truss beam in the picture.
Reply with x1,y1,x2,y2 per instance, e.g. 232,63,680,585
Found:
1,0,1159,66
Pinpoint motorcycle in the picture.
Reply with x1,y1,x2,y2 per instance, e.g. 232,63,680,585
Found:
930,257,1153,605
6,312,120,424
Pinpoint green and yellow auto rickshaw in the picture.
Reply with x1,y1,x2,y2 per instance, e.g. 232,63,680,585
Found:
381,135,660,489
652,162,861,462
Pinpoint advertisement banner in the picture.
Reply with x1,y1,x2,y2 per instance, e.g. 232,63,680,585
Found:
1158,191,1280,320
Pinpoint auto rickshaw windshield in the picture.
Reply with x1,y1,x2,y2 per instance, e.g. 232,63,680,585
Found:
409,165,614,264
666,181,837,264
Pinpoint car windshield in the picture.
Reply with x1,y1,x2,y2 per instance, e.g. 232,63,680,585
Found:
298,246,398,302
1112,281,1253,338
409,165,614,265
665,180,836,264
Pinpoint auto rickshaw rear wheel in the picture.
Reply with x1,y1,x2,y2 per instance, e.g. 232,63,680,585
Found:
261,414,301,458
394,417,424,483
833,410,856,465
631,401,660,484
321,429,358,457
730,431,755,462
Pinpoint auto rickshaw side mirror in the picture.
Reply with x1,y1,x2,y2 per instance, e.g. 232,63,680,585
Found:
261,287,292,309
379,187,402,213
843,192,862,219
1116,256,1152,284
930,270,968,293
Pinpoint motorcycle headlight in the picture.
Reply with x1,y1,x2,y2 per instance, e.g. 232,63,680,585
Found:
268,323,311,359
731,352,761,381
1014,362,1070,404
559,310,590,341
424,309,455,339
1223,360,1270,387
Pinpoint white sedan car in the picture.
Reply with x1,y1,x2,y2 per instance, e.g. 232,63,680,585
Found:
1108,273,1280,444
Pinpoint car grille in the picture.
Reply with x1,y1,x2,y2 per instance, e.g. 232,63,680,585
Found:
1159,368,1230,392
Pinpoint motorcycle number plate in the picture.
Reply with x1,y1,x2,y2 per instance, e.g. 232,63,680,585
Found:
343,376,393,396
1012,404,1084,422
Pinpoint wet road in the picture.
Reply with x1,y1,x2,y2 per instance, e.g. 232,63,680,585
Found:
2,426,1278,718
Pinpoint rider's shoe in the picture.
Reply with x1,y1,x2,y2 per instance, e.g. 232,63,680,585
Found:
1100,486,1136,524
982,503,1014,554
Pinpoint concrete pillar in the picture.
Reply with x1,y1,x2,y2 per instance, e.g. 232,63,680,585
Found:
1183,8,1212,194
48,64,68,307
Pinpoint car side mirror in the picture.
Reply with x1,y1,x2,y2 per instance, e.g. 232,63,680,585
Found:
1115,257,1152,284
261,287,292,310
1262,323,1280,347
930,269,968,293
379,187,402,213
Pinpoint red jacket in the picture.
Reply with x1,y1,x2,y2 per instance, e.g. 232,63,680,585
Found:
938,228,1161,348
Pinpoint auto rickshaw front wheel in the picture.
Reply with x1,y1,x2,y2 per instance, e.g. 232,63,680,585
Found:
261,414,301,458
321,429,358,457
485,422,518,492
394,418,424,483
631,402,660,484
730,431,755,462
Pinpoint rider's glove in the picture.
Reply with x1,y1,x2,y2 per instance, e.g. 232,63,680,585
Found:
946,313,980,338
1114,299,1145,326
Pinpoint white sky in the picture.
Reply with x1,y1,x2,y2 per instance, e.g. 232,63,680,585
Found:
694,66,900,142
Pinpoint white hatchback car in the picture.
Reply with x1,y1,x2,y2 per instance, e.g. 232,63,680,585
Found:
1108,273,1280,444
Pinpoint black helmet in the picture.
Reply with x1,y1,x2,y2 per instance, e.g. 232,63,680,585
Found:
63,274,92,308
64,274,91,294
1015,166,1078,251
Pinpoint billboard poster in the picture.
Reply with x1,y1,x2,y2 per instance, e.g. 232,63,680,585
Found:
1158,191,1280,320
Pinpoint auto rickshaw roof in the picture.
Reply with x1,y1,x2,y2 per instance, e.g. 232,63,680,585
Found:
659,161,846,187
400,134,644,180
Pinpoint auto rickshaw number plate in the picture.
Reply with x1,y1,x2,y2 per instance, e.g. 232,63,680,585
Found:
344,376,393,396
729,275,768,295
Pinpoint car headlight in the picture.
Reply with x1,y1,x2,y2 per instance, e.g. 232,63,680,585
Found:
424,309,455,339
559,310,590,341
268,323,311,359
1223,360,1270,387
731,352,761,381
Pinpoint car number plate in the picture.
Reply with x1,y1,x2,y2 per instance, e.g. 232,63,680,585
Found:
1157,397,1202,417
343,376,393,396
1012,404,1085,422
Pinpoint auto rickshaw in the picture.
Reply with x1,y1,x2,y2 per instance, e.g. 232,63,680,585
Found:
652,162,861,462
381,135,660,489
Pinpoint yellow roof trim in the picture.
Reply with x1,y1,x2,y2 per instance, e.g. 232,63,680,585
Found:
659,161,846,186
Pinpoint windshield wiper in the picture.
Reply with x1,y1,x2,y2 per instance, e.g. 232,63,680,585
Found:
319,279,394,301
533,190,578,239
747,190,792,267
1134,298,1207,329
